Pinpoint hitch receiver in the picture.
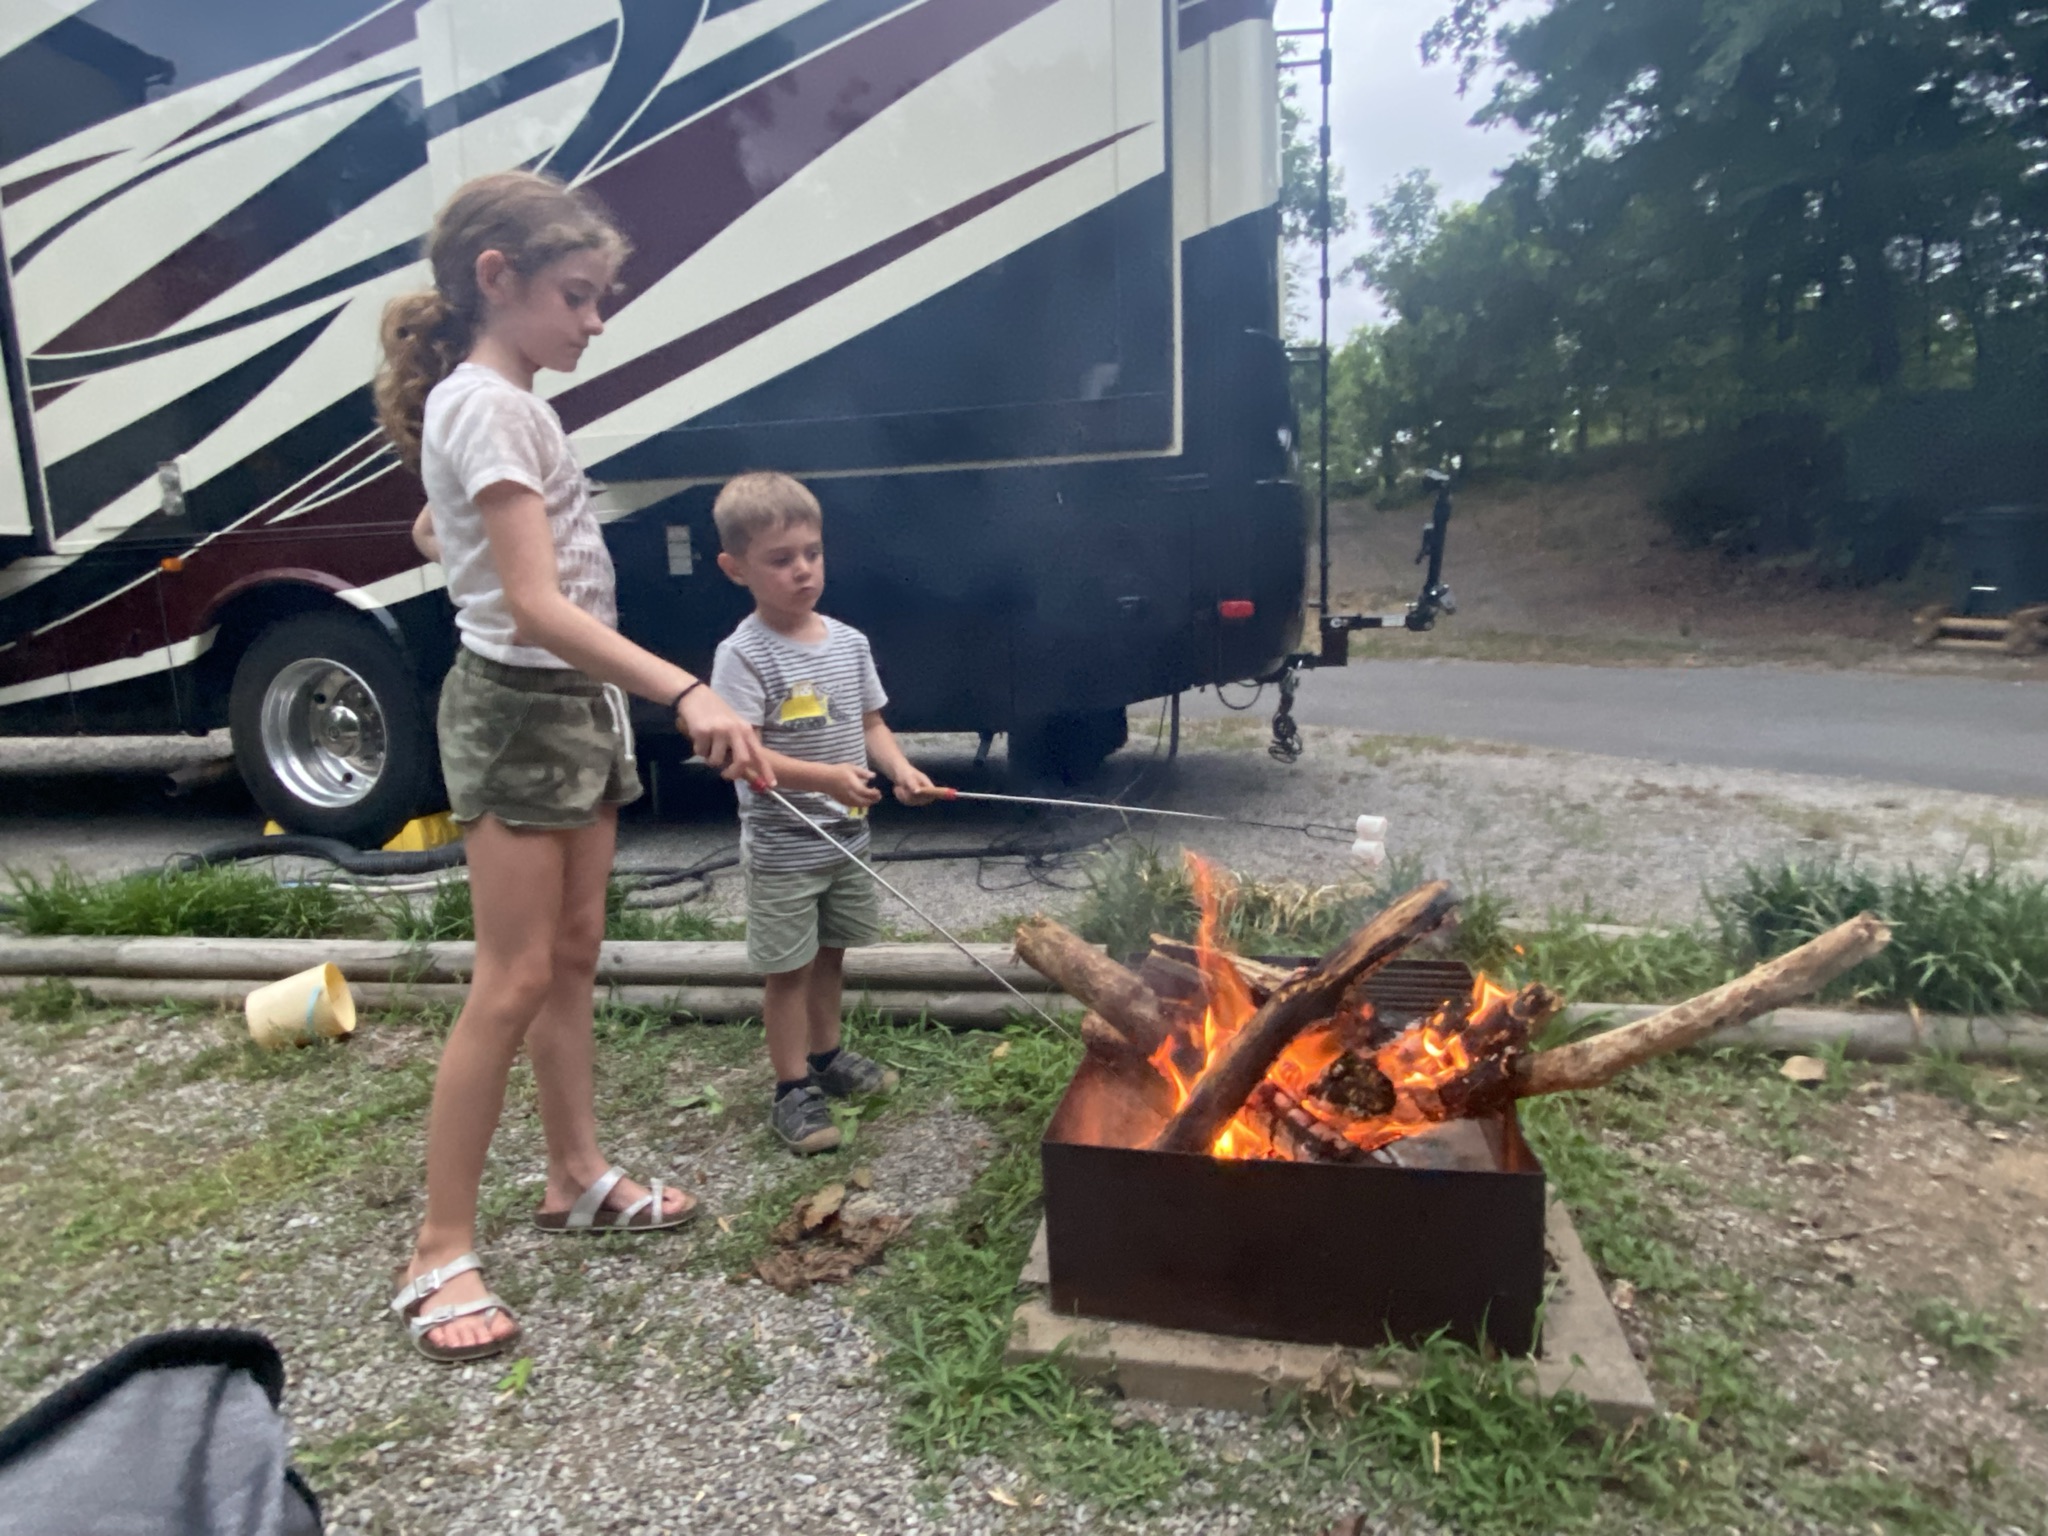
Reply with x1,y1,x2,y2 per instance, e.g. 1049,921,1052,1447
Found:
1264,471,1457,763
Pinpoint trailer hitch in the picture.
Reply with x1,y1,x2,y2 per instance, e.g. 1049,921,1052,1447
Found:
1264,471,1456,763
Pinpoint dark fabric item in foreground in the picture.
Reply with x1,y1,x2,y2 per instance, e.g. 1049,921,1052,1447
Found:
0,1330,321,1535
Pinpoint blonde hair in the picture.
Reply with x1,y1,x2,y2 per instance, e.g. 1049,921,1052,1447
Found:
373,171,630,470
713,471,823,556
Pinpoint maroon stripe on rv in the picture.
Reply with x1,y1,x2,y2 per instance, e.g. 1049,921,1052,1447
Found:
588,0,1066,334
23,470,424,687
158,0,429,152
0,151,123,206
30,380,83,407
1177,0,1275,50
555,126,1144,433
255,433,390,523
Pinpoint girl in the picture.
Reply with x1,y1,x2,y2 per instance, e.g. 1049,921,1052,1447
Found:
374,171,772,1362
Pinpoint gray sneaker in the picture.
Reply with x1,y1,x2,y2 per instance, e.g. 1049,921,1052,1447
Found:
811,1048,899,1100
772,1085,842,1155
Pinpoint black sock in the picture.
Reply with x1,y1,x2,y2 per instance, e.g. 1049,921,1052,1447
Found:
774,1077,811,1102
807,1047,841,1076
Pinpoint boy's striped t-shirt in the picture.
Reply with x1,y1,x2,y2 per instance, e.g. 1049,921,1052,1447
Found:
710,613,888,872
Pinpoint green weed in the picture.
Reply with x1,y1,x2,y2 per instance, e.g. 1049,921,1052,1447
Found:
385,878,473,941
9,863,366,939
1072,842,1410,962
1456,895,1735,1005
1910,1298,2029,1379
7,977,87,1024
857,1019,1183,1508
47,1059,434,1263
1713,860,2048,1015
1299,1337,1665,1534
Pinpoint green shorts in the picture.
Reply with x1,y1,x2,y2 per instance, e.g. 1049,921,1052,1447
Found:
437,648,642,830
744,856,881,974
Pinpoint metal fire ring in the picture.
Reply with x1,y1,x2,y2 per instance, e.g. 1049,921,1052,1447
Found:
259,657,388,809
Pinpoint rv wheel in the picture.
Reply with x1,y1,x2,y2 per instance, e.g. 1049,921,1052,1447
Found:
1007,708,1129,787
228,612,436,848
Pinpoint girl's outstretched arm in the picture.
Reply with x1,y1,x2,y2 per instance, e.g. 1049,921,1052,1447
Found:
476,480,772,785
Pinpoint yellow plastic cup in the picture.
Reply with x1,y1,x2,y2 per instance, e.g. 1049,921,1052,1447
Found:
245,963,356,1050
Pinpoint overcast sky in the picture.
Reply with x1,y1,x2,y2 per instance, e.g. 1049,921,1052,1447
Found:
1272,0,1532,337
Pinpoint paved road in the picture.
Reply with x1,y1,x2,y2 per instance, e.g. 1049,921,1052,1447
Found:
1188,658,2046,800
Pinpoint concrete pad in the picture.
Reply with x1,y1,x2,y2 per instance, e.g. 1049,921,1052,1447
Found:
1007,1199,1658,1429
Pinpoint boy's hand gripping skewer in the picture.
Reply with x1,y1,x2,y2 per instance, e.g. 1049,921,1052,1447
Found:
753,783,1075,1037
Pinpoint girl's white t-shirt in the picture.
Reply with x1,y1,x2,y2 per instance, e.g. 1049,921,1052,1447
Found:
419,362,619,669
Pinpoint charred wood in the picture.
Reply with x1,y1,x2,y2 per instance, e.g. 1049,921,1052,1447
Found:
1150,881,1458,1156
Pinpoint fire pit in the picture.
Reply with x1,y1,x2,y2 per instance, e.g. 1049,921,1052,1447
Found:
1015,862,1893,1365
1041,1054,1548,1354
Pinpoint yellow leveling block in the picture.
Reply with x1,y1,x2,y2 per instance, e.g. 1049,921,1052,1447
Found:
262,812,461,852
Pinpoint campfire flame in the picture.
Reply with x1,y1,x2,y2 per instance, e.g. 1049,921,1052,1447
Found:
1155,856,1515,1160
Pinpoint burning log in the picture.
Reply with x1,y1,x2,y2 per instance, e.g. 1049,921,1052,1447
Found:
1305,1050,1396,1120
1014,917,1172,1056
1242,1081,1365,1163
1081,1011,1177,1117
1149,881,1459,1155
1146,938,1299,1003
1513,912,1891,1096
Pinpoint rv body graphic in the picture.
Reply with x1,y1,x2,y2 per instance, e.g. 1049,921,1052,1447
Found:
0,0,1301,844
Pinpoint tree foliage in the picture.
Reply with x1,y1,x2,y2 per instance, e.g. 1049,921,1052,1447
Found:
1324,0,2048,574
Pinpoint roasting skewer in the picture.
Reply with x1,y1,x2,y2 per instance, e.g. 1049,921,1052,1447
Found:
753,782,1076,1038
936,789,1390,862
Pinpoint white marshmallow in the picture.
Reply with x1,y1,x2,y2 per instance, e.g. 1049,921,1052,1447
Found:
1355,814,1389,841
1350,839,1387,867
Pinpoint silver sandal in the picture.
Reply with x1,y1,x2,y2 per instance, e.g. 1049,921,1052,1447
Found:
533,1165,699,1234
390,1253,520,1363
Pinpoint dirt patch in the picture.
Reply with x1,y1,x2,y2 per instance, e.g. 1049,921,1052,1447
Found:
1329,467,2048,678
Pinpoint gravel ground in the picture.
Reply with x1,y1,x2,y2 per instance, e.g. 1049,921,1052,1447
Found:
3,721,2046,1534
4,996,2044,1533
3,721,2040,933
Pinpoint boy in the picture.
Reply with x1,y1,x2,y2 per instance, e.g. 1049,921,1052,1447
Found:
709,472,940,1153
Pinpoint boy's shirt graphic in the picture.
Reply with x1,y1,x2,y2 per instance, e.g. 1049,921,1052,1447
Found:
777,684,831,728
710,613,887,872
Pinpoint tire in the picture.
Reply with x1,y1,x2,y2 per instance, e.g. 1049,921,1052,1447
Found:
228,611,437,848
1007,708,1129,787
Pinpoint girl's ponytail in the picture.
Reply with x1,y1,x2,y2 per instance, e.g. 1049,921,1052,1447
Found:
374,288,473,471
372,171,628,473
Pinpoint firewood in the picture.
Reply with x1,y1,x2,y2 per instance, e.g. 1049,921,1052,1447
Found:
1014,917,1172,1055
1242,1082,1363,1163
1082,1011,1178,1117
1307,1051,1396,1119
1512,913,1890,1096
1137,952,1209,1009
1147,936,1299,1000
1149,881,1458,1155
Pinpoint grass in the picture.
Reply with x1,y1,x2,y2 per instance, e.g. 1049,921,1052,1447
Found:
8,863,369,939
6,984,2043,1532
855,1018,1186,1508
1072,846,2048,1017
1453,861,2048,1014
6,862,743,945
1455,892,1737,1007
1909,1298,2031,1379
1071,842,1423,962
1711,860,2048,1016
846,1015,2042,1532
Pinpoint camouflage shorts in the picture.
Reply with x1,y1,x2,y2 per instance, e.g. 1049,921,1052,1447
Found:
438,648,642,830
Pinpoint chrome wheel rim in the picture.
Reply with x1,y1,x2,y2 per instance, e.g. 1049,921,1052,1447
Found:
259,658,387,810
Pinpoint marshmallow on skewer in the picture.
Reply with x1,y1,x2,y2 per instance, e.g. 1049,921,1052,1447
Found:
1350,839,1387,868
1355,814,1389,841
